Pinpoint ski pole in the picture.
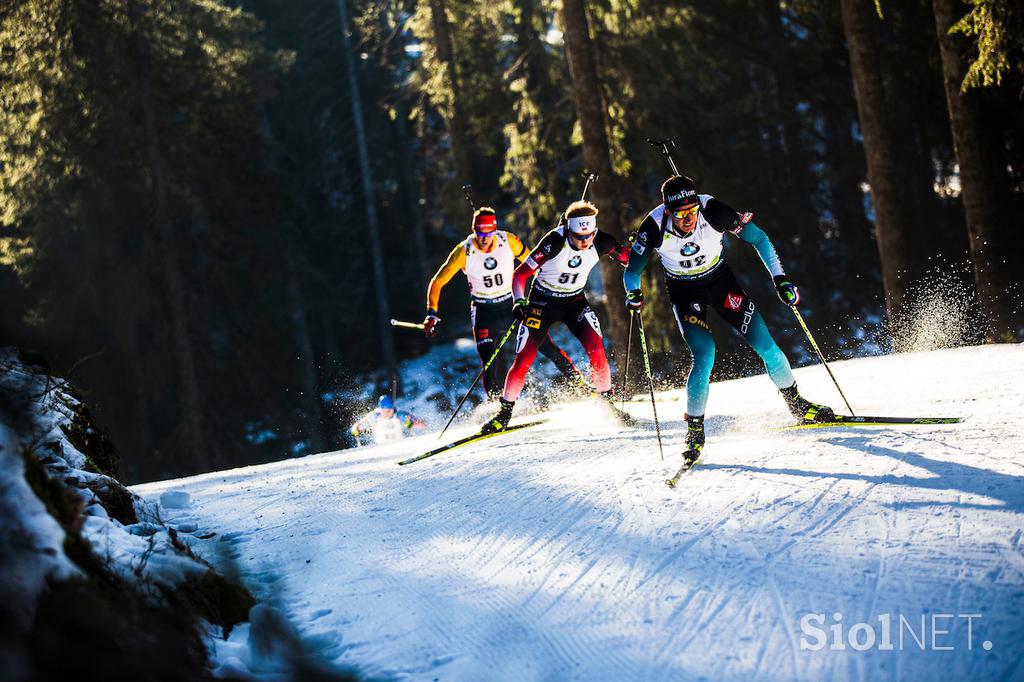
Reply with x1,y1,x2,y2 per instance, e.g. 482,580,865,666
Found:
647,138,680,175
620,311,633,411
390,319,425,330
633,311,665,461
437,320,518,441
788,305,856,416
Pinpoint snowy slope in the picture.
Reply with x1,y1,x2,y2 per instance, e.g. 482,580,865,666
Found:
135,344,1024,681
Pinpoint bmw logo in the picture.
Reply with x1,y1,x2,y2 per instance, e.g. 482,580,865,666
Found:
484,257,498,270
568,255,583,268
681,242,700,257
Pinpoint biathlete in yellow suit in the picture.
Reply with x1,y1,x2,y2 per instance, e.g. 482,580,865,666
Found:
423,207,584,400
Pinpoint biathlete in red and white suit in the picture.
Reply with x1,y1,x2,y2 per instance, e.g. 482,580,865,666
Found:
480,200,632,434
424,207,582,399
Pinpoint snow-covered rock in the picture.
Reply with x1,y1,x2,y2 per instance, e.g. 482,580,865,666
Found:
0,349,257,681
0,424,80,630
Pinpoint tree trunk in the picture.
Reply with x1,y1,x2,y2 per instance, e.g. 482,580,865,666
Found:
394,108,431,293
335,0,400,384
515,0,545,94
560,0,629,362
822,99,879,278
127,0,212,473
426,0,473,184
932,0,1021,341
839,0,916,330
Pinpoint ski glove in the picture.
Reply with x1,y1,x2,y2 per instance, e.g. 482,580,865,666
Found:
512,298,530,321
773,275,800,307
423,310,440,337
625,289,644,311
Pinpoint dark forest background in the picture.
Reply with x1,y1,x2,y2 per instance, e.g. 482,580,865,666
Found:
2,0,1022,483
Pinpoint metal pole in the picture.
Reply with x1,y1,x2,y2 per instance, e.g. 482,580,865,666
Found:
789,306,856,415
461,184,476,213
580,170,598,200
620,311,633,410
436,321,518,441
634,311,665,461
390,319,426,330
646,138,680,175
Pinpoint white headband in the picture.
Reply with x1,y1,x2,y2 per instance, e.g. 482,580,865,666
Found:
567,215,597,236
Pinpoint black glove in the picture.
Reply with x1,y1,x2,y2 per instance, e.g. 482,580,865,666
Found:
423,310,440,337
512,298,530,321
773,275,800,307
625,289,643,311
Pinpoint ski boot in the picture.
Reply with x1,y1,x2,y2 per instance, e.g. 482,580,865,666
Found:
683,414,705,464
480,398,515,435
780,383,835,424
598,390,639,426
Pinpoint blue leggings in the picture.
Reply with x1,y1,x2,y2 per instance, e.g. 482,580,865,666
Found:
677,310,794,416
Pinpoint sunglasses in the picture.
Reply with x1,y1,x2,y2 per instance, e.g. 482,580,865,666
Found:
670,205,699,219
569,231,596,242
474,228,497,237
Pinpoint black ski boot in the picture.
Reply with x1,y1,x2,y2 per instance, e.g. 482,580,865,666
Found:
480,398,515,435
599,390,639,426
780,383,835,423
684,414,705,462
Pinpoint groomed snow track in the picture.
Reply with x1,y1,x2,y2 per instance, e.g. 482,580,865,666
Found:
137,344,1024,681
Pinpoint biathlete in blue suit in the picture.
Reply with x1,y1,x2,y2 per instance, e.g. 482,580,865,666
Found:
623,175,834,457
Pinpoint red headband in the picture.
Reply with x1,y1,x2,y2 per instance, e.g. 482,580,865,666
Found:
473,214,497,232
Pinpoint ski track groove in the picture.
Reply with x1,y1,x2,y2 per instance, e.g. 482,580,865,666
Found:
638,513,732,589
770,578,803,681
651,583,704,665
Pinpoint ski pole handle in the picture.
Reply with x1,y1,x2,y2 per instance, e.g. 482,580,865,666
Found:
390,319,425,330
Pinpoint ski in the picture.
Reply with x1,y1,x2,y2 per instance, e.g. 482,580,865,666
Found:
778,414,965,431
398,419,547,466
666,449,702,487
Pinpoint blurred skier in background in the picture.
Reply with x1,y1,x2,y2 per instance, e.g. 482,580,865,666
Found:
350,395,426,445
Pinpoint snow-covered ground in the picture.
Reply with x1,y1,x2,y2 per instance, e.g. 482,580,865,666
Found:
136,344,1024,681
